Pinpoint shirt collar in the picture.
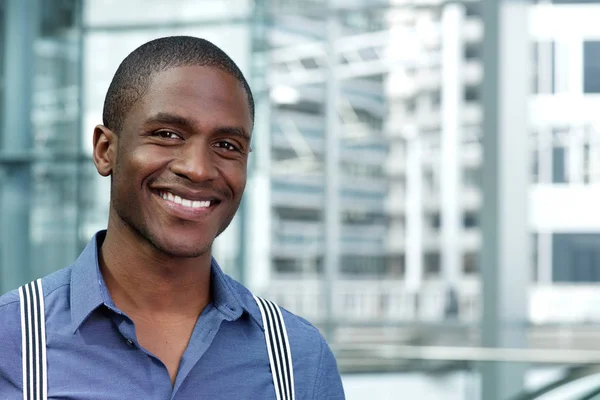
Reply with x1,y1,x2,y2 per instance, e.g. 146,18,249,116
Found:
70,230,248,333
209,257,246,321
70,231,107,333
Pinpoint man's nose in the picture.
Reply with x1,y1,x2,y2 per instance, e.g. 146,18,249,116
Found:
170,141,219,182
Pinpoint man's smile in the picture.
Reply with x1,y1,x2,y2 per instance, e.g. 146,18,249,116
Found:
152,188,222,218
159,190,212,209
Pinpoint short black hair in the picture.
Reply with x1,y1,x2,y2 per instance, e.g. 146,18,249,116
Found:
102,36,254,132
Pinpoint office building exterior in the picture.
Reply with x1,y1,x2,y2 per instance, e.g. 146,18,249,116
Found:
3,0,600,374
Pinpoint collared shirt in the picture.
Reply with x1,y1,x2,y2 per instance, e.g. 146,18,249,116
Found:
0,231,345,399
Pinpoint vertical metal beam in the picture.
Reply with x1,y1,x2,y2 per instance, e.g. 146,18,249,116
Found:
590,129,600,184
567,127,583,184
245,0,272,293
0,0,38,293
537,35,553,283
440,3,464,292
324,0,341,341
75,0,87,253
569,38,583,96
239,0,267,286
245,94,272,293
480,0,530,397
553,42,566,93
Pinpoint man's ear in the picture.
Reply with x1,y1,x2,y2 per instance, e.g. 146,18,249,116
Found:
92,125,117,177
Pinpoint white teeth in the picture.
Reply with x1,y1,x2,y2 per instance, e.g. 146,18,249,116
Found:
160,191,211,209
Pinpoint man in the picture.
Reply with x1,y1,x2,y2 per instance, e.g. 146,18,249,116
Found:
0,36,345,399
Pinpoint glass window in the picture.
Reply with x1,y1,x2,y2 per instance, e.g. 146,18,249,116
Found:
424,252,441,275
553,234,600,282
463,252,479,274
552,145,566,183
584,41,600,93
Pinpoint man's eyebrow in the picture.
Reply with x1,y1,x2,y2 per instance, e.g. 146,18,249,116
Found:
144,112,192,128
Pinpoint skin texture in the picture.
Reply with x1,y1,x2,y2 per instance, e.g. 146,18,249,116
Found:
91,65,253,385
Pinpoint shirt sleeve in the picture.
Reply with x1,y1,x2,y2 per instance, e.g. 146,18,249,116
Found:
0,298,25,398
312,336,345,400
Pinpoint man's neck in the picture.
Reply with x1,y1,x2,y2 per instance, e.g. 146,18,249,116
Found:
99,224,212,318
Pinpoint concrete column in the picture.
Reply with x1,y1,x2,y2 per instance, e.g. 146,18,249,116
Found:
536,33,553,284
536,128,553,283
569,39,583,95
590,126,600,184
405,130,423,293
537,233,552,283
245,94,272,294
0,0,38,293
567,127,584,184
480,0,530,397
323,0,341,340
440,3,464,290
245,0,272,293
554,42,569,94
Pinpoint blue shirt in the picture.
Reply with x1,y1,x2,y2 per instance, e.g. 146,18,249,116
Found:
0,232,345,399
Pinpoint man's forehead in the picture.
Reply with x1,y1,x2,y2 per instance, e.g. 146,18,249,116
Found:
149,65,243,92
125,66,252,126
147,67,249,109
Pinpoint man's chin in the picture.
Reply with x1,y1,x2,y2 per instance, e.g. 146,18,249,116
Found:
151,239,212,259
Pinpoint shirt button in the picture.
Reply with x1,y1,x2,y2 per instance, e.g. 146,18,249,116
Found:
126,339,134,347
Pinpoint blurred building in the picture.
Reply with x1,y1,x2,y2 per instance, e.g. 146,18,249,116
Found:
0,0,85,291
264,0,600,372
384,1,483,293
529,4,600,285
261,3,389,278
5,1,600,392
262,0,484,327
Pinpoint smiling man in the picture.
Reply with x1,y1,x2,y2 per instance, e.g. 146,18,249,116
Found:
0,36,344,399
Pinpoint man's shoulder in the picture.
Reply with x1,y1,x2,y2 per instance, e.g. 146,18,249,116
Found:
277,304,329,360
0,266,73,393
0,288,19,309
0,266,72,311
0,289,21,392
0,290,23,362
221,276,343,397
222,275,328,353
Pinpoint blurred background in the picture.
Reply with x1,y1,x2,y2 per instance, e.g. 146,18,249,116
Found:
1,0,600,398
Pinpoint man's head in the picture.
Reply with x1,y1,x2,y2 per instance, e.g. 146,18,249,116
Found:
92,36,254,258
103,36,254,133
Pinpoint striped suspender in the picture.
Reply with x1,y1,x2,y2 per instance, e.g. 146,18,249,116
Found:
18,279,48,400
253,296,296,400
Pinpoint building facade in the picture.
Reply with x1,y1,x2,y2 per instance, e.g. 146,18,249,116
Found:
3,0,600,372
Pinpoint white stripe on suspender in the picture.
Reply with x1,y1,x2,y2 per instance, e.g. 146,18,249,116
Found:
18,279,48,400
253,295,296,400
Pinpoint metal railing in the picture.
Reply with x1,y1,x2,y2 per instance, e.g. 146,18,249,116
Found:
339,343,600,399
267,279,600,325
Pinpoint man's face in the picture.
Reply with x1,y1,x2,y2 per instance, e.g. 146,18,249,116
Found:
107,66,252,258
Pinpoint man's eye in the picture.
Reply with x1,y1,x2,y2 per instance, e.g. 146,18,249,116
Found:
214,141,241,152
153,131,181,140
